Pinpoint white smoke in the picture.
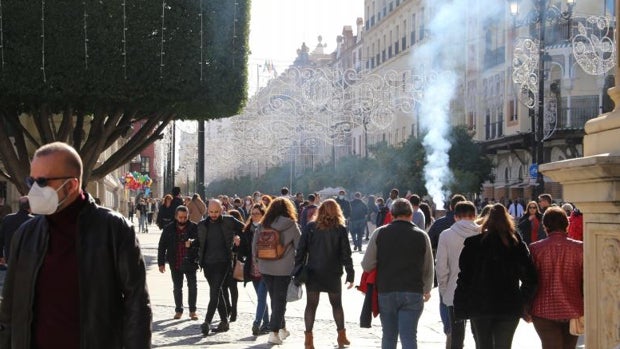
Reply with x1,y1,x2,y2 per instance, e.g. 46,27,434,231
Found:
411,0,502,209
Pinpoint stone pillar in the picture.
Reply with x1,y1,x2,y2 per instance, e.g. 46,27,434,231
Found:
539,2,620,347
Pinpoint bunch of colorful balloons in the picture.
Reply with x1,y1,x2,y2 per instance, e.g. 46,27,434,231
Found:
122,172,153,193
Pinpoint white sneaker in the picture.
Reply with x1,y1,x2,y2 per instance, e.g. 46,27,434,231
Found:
268,332,282,345
278,328,290,340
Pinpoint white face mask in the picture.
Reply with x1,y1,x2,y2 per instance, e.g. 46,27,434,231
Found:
27,179,71,215
245,200,251,205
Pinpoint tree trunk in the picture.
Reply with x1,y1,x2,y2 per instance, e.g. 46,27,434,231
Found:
0,112,173,195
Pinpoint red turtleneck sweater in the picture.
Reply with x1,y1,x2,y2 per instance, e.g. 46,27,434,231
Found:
34,192,87,349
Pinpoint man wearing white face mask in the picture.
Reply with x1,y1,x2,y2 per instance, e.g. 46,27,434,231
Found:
0,142,152,349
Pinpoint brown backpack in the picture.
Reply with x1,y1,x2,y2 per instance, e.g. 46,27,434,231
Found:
256,227,287,260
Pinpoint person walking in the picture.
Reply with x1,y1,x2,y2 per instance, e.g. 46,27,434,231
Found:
252,197,301,345
0,141,151,349
454,203,538,349
238,203,271,336
361,198,434,349
436,201,480,349
529,206,583,349
365,195,378,240
187,193,207,224
158,205,199,320
428,194,466,344
137,198,148,233
157,194,175,230
299,194,318,231
517,201,545,245
197,199,244,336
409,194,426,230
295,199,354,349
349,192,368,252
0,196,33,265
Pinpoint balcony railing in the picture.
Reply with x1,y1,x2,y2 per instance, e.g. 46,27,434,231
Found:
482,103,600,141
557,105,600,129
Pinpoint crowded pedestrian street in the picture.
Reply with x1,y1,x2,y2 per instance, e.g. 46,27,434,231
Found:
143,225,544,348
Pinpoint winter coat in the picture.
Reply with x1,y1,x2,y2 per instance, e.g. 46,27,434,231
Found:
453,232,538,320
252,216,300,276
436,219,481,306
0,194,151,349
294,222,354,283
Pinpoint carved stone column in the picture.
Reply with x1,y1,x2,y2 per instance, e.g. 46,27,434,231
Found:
539,2,620,347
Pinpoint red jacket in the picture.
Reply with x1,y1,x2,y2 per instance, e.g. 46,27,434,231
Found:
358,270,379,317
567,212,583,241
529,232,583,320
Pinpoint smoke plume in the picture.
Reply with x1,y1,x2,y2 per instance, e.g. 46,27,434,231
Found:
411,0,502,209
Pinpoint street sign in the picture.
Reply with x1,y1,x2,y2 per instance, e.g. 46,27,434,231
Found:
529,164,538,179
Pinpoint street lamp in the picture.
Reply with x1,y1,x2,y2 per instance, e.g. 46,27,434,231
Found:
508,0,575,197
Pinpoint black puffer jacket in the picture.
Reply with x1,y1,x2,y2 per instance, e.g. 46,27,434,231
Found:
0,194,152,349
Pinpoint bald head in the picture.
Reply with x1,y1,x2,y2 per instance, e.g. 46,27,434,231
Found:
207,199,223,221
34,142,83,184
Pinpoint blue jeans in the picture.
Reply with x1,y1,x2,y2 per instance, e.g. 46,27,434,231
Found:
252,279,270,327
171,267,197,313
440,296,451,334
350,219,366,250
138,213,147,232
378,292,424,349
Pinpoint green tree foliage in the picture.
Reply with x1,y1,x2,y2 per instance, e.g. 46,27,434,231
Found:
0,1,249,194
206,125,492,199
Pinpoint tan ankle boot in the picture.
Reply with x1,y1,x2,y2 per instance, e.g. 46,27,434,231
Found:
337,329,350,348
304,331,314,349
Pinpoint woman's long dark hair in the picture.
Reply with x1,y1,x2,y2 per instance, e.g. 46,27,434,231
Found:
261,197,297,227
480,203,518,246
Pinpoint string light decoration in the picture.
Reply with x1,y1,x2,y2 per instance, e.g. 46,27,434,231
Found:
0,0,5,73
122,0,127,79
199,0,203,82
83,1,89,70
159,1,167,80
232,2,237,68
573,16,616,76
40,0,46,82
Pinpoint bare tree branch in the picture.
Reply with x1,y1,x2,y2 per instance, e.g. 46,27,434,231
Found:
34,105,54,144
91,113,174,179
0,116,29,194
57,106,73,141
73,111,85,150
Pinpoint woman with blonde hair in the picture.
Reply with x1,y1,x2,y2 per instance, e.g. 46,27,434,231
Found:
295,199,354,349
252,197,301,345
454,203,538,349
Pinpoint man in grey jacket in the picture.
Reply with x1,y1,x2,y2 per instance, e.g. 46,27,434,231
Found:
436,201,480,349
361,198,434,349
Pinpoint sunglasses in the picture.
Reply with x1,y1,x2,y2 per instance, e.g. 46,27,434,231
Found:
25,176,75,188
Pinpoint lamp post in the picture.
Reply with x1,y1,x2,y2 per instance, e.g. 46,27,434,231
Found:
509,0,575,197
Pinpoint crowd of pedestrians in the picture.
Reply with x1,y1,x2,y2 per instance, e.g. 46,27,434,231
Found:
0,144,586,349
